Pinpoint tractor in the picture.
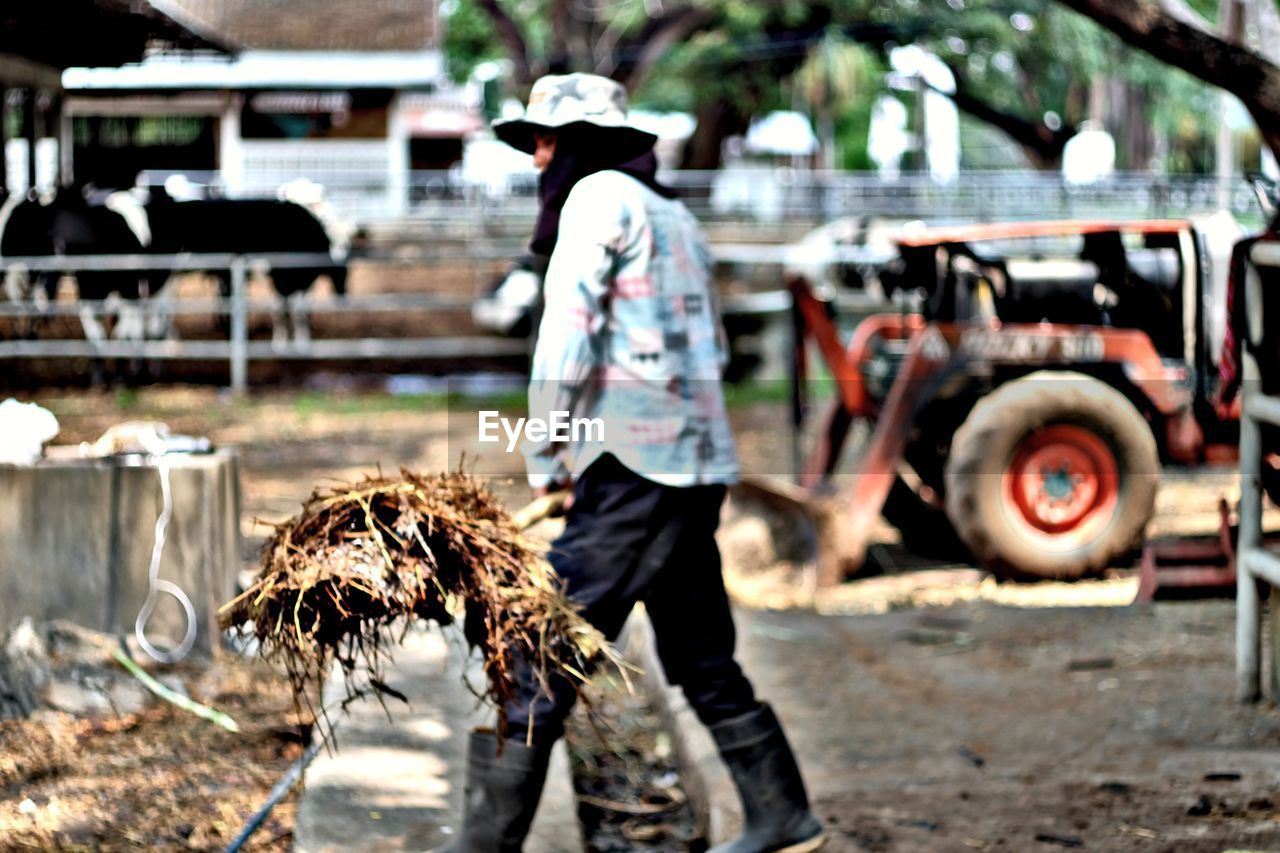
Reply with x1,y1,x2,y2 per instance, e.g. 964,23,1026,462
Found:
771,215,1249,584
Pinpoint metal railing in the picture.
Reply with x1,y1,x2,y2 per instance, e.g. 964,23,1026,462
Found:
0,252,530,394
139,169,1269,230
1237,240,1280,702
0,245,851,392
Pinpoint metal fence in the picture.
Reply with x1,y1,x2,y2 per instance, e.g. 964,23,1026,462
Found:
0,252,532,393
141,169,1269,231
3,170,1267,391
0,246,830,392
1237,240,1280,703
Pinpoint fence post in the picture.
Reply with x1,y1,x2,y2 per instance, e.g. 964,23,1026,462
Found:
229,255,248,396
1237,368,1263,703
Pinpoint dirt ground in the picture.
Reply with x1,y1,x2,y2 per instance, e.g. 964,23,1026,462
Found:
0,259,522,389
8,385,1280,851
565,675,702,853
0,659,312,851
732,602,1280,853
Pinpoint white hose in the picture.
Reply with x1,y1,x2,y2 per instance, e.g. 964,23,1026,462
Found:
134,455,198,664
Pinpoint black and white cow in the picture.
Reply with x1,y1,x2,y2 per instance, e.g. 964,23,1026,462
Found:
1,192,55,323
145,188,349,347
1,183,351,348
0,187,167,344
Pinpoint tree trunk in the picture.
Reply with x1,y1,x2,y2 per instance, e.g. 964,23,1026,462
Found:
1119,83,1154,169
680,99,749,170
613,7,717,92
475,0,533,85
1055,0,1280,160
945,76,1076,170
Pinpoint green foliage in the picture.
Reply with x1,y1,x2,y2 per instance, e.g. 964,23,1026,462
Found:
633,29,795,116
881,0,1110,130
792,33,884,168
1143,64,1219,172
440,0,1228,172
835,95,878,170
958,113,1034,169
795,31,879,110
1186,0,1219,20
440,0,504,83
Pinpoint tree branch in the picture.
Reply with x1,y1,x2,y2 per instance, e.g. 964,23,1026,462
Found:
1054,0,1280,156
612,5,719,92
475,0,533,85
1247,0,1280,65
943,70,1078,168
837,21,1080,169
545,0,572,73
1155,0,1219,31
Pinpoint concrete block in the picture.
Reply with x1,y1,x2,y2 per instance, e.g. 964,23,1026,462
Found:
0,449,241,657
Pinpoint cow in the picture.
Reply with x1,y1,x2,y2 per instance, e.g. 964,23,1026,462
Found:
0,187,168,345
0,191,57,336
2,182,351,348
144,187,349,348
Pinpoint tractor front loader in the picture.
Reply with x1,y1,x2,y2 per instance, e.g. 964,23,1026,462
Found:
748,219,1241,586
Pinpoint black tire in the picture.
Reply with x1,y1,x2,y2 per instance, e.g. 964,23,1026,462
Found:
944,371,1159,580
881,475,971,562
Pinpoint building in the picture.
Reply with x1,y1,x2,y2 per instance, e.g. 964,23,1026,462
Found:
62,0,478,220
0,0,220,195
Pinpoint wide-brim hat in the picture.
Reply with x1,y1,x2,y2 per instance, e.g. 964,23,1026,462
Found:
493,73,657,160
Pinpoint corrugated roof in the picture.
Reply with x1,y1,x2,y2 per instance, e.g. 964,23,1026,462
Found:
64,51,445,90
0,0,226,71
160,0,438,51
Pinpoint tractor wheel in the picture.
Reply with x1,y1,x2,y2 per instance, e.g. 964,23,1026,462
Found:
881,475,971,562
944,371,1159,580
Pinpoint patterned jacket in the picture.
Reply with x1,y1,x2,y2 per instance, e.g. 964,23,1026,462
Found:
523,170,739,488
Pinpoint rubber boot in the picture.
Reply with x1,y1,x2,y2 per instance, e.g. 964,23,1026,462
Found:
434,729,553,852
707,704,826,853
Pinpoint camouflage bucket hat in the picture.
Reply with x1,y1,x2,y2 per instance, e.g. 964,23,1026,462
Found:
493,73,657,159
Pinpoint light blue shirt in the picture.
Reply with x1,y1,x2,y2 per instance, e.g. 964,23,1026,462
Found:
523,170,739,488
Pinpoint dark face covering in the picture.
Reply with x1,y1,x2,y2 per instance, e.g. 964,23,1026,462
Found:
530,139,677,257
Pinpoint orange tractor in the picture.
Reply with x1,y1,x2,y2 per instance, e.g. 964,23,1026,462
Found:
772,217,1247,585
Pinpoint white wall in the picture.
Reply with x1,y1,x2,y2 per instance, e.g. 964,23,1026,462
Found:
239,138,401,220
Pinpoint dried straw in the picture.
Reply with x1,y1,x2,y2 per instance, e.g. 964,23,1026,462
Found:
218,469,615,740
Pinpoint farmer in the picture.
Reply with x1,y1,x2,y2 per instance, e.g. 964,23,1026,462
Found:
440,74,825,853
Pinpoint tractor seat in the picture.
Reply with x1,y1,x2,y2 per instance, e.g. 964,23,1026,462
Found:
1004,259,1101,297
1126,247,1180,291
996,259,1103,325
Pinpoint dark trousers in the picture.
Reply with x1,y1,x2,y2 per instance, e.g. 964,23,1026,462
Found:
505,454,758,742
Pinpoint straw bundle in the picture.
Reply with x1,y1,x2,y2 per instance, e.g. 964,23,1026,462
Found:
219,469,610,737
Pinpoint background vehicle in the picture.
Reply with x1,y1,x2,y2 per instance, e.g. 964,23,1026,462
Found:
780,215,1247,582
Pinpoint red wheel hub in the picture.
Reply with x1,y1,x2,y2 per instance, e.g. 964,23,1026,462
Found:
1003,424,1119,545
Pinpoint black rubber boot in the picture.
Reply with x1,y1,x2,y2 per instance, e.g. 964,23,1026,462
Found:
707,704,826,853
434,729,553,852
